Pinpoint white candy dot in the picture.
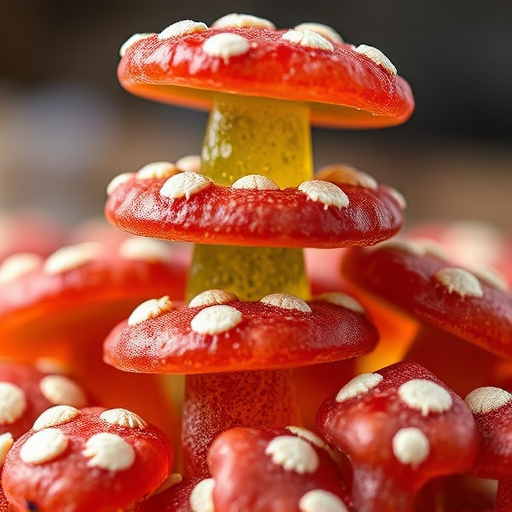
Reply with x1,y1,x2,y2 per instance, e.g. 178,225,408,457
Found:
0,253,43,283
160,172,213,200
299,489,349,512
294,23,343,44
106,172,135,196
282,30,334,51
285,426,327,450
100,408,147,429
398,379,453,416
39,375,87,408
260,293,312,313
316,292,365,314
128,296,174,326
152,473,184,496
159,20,208,39
465,387,512,414
378,239,426,256
33,405,80,430
212,13,275,29
0,382,27,424
190,478,215,512
231,174,280,190
336,373,383,402
392,427,430,467
203,33,250,63
316,164,378,190
189,289,239,308
175,155,201,173
83,432,135,471
265,435,319,474
43,243,103,274
119,33,153,57
0,433,13,467
20,428,69,464
386,186,407,209
355,44,397,75
190,305,242,335
118,238,169,262
434,267,484,298
137,161,178,180
298,180,349,210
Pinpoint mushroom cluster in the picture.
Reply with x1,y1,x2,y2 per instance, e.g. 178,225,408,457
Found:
0,11,510,512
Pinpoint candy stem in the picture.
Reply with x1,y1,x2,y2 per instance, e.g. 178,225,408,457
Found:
182,370,299,478
182,93,312,476
186,93,313,301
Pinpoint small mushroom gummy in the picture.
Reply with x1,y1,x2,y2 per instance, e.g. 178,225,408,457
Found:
2,406,173,512
104,289,378,477
316,362,478,512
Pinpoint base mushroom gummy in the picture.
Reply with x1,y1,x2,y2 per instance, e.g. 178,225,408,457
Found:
1,11,510,512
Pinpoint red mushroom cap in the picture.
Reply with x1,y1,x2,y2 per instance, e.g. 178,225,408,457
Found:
105,165,405,248
118,16,414,128
341,240,512,357
0,238,187,346
104,290,378,374
316,362,478,512
208,426,351,512
2,406,173,512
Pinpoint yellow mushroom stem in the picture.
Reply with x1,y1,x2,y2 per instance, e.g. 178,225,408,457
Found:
186,93,313,301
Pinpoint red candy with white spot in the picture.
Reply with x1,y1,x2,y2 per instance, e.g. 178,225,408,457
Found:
118,18,414,128
2,406,173,512
208,426,351,512
316,362,478,512
104,291,377,373
342,242,512,357
105,171,405,249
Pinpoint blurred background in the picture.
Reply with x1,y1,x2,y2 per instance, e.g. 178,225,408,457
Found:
0,0,511,234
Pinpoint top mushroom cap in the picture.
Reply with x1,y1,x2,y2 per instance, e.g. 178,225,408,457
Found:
118,15,414,128
341,240,512,358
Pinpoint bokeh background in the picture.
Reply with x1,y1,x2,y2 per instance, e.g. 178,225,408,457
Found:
1,0,511,234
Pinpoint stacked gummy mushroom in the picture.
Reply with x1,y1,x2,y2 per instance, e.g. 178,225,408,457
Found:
102,12,414,508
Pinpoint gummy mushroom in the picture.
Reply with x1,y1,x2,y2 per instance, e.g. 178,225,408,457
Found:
341,239,512,395
207,426,351,512
316,362,478,512
2,406,173,512
139,426,352,512
0,237,188,432
105,288,378,477
114,14,413,301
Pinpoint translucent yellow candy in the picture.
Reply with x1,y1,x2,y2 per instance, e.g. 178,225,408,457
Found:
186,93,313,300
